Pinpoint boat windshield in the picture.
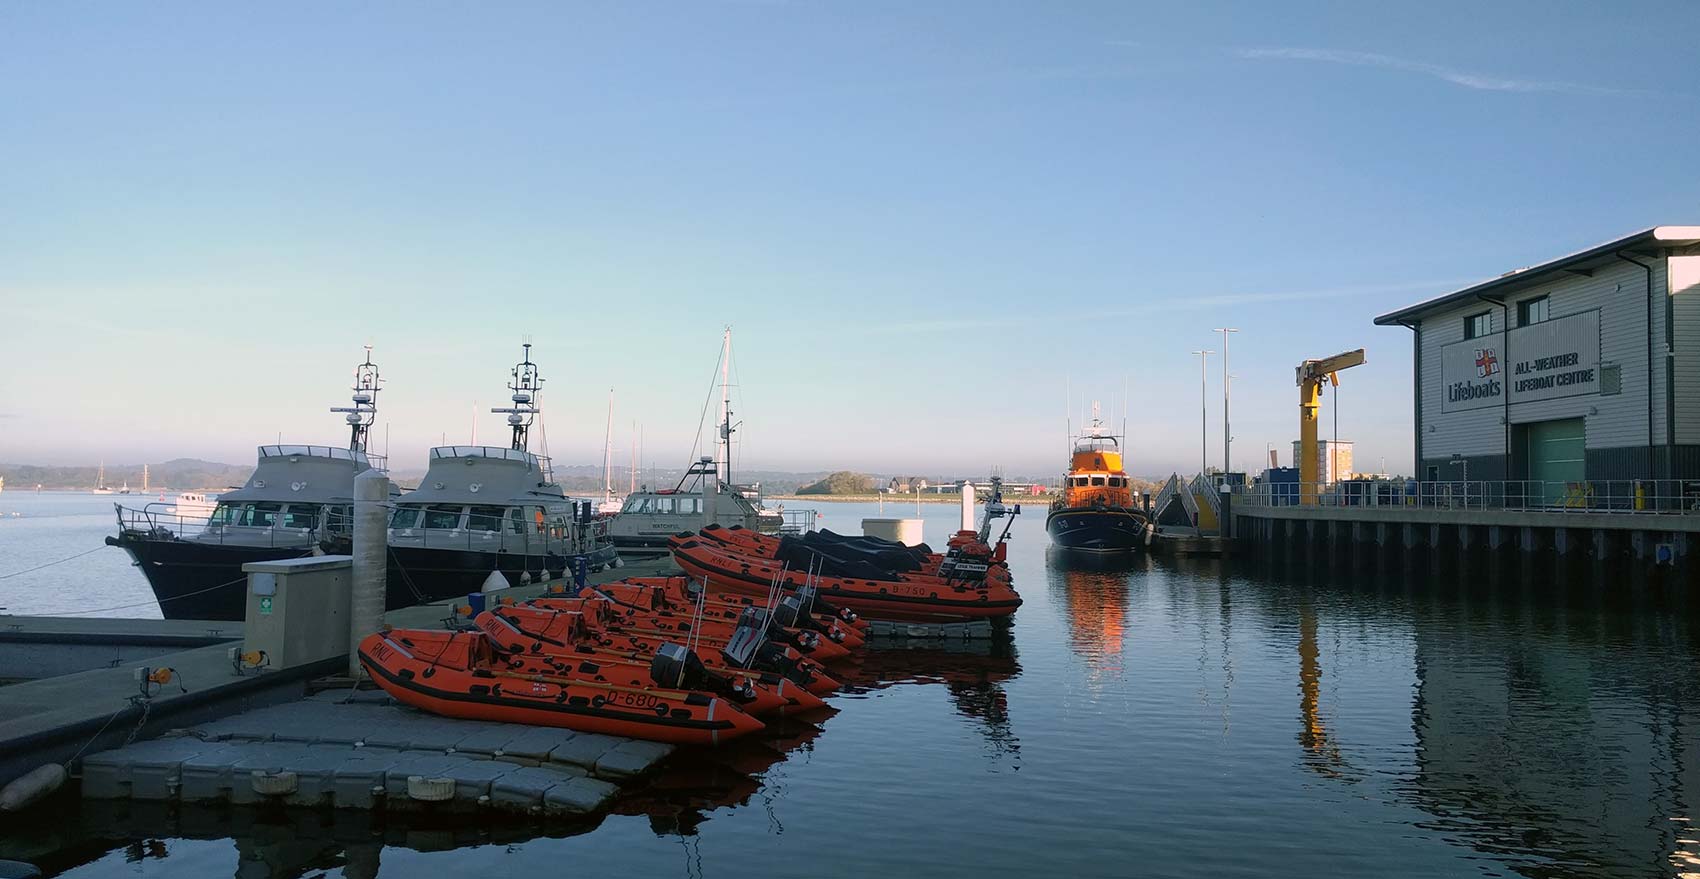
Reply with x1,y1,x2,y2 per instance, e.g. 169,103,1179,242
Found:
1073,435,1119,454
467,505,508,533
212,502,284,527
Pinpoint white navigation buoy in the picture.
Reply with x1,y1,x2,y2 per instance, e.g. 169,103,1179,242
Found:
480,570,509,593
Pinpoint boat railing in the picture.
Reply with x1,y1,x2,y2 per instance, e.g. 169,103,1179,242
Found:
777,508,819,535
258,445,387,472
112,503,325,549
428,446,553,483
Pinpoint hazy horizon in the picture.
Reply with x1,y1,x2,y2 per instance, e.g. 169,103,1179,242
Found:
4,3,1696,478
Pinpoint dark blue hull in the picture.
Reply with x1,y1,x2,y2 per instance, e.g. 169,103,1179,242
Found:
1046,508,1148,553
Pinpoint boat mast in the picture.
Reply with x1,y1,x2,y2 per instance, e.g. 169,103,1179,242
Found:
331,346,381,455
716,328,733,488
602,388,614,503
491,342,542,452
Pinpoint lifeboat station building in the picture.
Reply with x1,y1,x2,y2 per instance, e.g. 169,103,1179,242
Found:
1374,226,1700,505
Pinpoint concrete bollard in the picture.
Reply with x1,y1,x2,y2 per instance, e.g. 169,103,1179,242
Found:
350,470,389,678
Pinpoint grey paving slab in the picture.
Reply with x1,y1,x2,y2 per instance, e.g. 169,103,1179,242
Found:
542,776,620,815
228,743,318,805
280,746,362,808
594,739,674,778
177,742,251,802
440,759,513,802
443,723,522,757
380,754,462,800
331,753,399,809
96,738,212,801
488,765,566,812
547,732,623,770
493,727,581,763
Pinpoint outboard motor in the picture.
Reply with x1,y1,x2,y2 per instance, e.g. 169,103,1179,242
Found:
796,584,857,625
721,608,770,669
650,642,754,703
775,595,844,642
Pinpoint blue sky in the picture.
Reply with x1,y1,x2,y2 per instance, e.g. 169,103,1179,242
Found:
2,2,1696,477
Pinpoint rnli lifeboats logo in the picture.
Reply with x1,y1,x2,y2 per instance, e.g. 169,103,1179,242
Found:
1474,347,1499,378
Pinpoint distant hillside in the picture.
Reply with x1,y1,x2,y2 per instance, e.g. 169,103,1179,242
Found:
796,471,874,495
0,458,253,491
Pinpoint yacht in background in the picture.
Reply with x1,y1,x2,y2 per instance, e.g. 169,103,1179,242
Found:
91,462,113,494
338,344,618,595
108,349,394,620
170,491,218,519
608,330,806,547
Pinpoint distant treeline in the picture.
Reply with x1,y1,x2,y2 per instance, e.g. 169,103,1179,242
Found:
0,459,254,491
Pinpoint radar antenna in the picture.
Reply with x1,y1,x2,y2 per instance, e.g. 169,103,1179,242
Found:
490,343,542,452
330,346,381,453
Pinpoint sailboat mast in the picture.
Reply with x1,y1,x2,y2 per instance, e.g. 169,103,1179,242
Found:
628,420,637,494
602,388,614,503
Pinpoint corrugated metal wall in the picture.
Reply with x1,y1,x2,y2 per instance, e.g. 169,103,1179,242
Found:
1672,254,1700,445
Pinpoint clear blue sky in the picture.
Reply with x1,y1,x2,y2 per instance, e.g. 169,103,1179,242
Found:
3,2,1696,478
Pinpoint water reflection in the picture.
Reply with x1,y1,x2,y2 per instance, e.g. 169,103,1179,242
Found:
2,797,604,878
1044,549,1140,682
1260,559,1700,878
838,641,1023,762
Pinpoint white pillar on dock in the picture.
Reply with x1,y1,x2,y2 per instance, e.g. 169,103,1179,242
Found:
959,483,975,533
350,469,389,678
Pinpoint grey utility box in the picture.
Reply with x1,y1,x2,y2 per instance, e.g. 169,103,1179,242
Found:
241,555,353,670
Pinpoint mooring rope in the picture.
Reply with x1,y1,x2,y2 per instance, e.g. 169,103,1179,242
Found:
0,546,105,580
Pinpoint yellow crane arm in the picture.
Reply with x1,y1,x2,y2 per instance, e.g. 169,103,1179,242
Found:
1296,349,1366,504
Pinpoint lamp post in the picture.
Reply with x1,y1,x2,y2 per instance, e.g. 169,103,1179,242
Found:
1192,350,1214,479
1214,328,1238,477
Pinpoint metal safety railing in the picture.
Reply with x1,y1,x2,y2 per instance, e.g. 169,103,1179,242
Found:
1236,479,1700,514
776,509,819,535
112,503,334,548
257,445,388,472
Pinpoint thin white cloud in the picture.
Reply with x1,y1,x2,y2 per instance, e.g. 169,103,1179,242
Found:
1235,47,1625,95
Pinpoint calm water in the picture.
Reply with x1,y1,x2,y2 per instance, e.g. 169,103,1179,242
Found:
3,496,1700,877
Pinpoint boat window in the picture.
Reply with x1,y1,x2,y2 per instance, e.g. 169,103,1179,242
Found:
626,497,652,514
249,503,282,527
1070,477,1089,487
282,504,321,529
210,503,243,526
1108,477,1124,488
423,505,465,529
390,507,423,529
507,507,527,535
1090,477,1106,487
655,497,675,514
679,497,701,515
467,505,507,532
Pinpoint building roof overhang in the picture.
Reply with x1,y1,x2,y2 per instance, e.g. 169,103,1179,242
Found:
1374,226,1700,327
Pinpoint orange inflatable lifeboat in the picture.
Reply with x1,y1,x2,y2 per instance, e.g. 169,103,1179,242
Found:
526,594,854,664
669,536,1022,623
583,578,866,648
478,605,842,695
384,627,817,718
356,629,764,746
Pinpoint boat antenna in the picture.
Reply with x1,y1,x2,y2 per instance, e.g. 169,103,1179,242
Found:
717,327,736,488
331,346,380,456
491,342,542,452
602,388,615,504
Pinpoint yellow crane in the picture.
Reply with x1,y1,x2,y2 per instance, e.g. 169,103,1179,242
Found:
1295,349,1365,504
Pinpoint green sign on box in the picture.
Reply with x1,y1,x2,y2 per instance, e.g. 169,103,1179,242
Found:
259,596,273,615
